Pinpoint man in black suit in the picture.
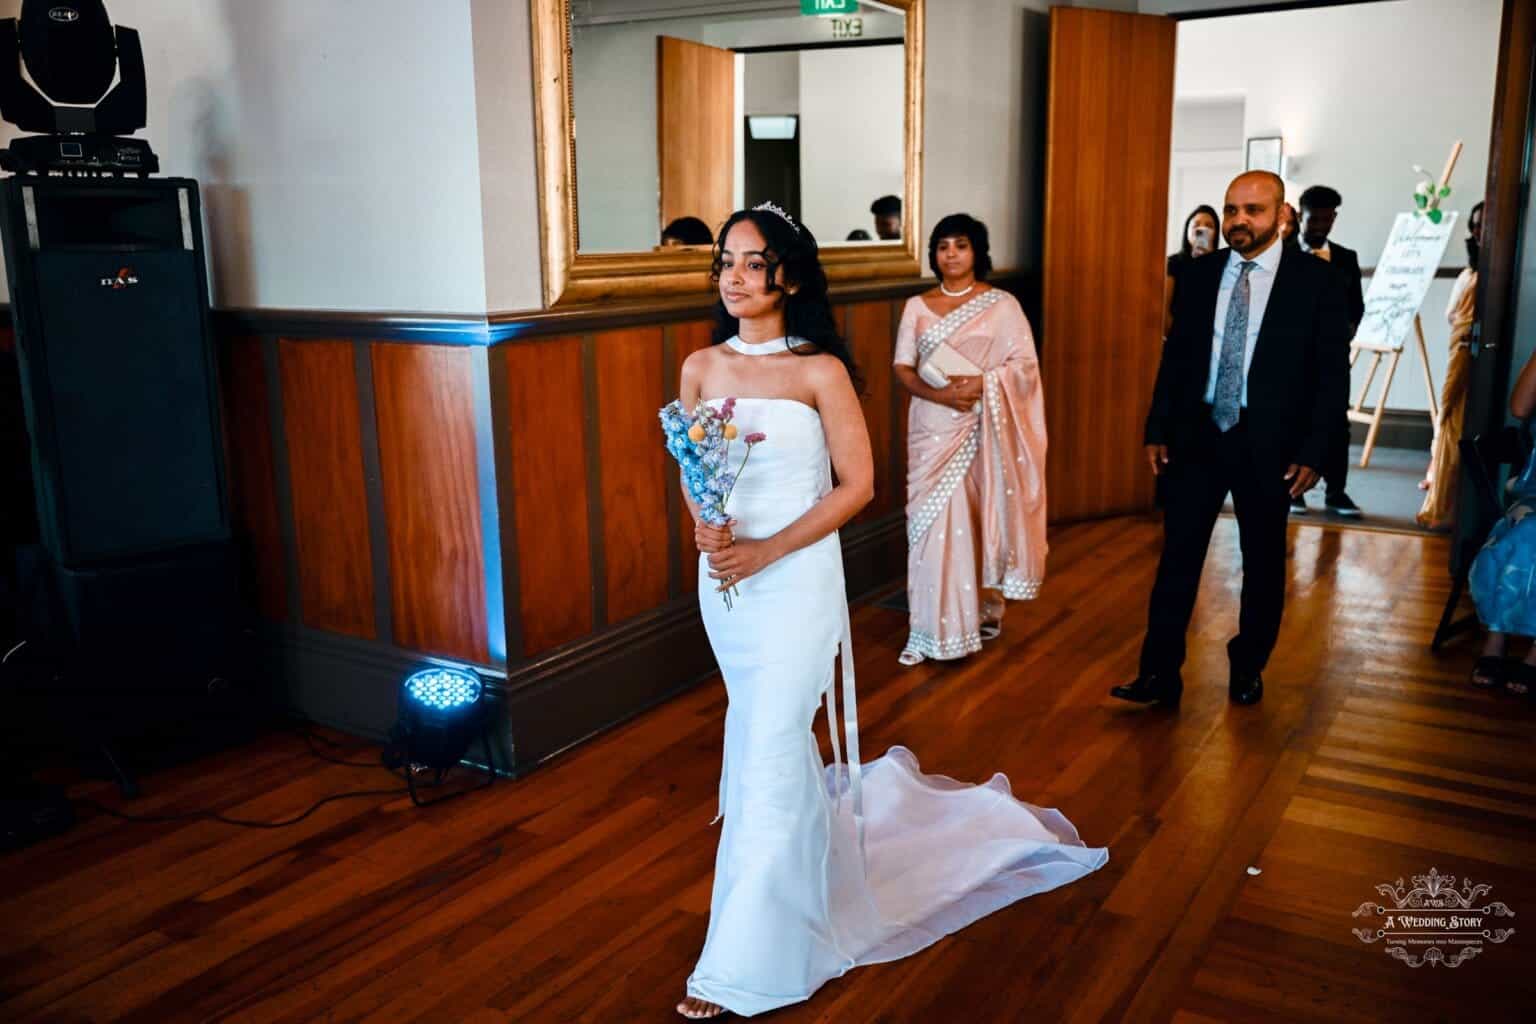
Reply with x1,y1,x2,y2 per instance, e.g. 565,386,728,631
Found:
1112,171,1350,708
1293,184,1365,517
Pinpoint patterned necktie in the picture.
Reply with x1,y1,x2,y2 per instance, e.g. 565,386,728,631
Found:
1211,260,1258,432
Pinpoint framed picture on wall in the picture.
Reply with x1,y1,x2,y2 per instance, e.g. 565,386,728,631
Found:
1245,136,1283,174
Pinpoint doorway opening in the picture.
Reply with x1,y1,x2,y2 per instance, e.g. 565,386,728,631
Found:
1166,0,1503,534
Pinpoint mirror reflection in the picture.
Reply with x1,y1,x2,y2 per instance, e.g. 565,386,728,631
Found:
571,1,907,253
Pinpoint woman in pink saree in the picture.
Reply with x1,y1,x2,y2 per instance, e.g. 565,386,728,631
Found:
892,214,1047,665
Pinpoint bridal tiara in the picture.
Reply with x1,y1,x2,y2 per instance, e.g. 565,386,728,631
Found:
752,201,799,234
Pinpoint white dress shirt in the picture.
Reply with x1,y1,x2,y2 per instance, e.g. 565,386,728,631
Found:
1204,238,1283,406
1298,238,1331,260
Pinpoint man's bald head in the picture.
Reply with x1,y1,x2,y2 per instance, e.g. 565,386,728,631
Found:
1222,172,1284,257
1231,171,1284,204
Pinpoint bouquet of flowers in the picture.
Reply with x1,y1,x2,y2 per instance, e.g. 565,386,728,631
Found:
659,397,766,608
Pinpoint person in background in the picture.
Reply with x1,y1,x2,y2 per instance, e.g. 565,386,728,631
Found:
1113,171,1349,711
846,229,872,241
870,195,902,240
1165,205,1220,336
892,213,1046,665
1278,202,1300,250
1418,201,1484,528
1468,340,1536,697
661,216,715,247
1292,184,1365,518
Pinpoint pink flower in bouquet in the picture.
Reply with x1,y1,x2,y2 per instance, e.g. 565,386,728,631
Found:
745,432,766,445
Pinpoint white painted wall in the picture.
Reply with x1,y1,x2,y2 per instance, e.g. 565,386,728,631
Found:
0,0,1229,314
798,46,905,243
744,51,799,116
920,0,1053,275
1167,98,1244,255
1173,0,1501,412
0,1,489,314
471,0,544,313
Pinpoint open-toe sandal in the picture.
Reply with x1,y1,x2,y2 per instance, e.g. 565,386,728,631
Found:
1470,656,1506,690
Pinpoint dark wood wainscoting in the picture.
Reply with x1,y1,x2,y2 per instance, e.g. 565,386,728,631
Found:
0,279,1056,774
202,276,1034,774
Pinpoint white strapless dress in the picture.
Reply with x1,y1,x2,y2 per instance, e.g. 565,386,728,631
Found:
688,397,1108,1017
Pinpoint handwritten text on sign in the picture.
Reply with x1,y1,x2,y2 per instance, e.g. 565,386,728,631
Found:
1355,212,1458,352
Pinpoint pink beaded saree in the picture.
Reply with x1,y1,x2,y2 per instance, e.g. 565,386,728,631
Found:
893,289,1047,661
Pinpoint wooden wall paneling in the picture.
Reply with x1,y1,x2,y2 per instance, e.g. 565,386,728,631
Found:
593,327,671,624
1042,9,1175,522
657,36,735,237
372,344,489,663
889,299,909,524
220,335,287,621
844,300,896,522
278,339,376,639
669,320,715,591
504,336,594,656
661,326,681,599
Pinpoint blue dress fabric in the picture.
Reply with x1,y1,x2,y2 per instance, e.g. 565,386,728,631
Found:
1470,429,1536,636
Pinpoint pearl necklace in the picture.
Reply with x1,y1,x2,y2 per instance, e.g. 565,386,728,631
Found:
939,280,975,297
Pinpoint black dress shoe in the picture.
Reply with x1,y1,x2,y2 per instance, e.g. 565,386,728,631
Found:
1229,670,1264,705
1110,674,1183,707
1325,492,1363,517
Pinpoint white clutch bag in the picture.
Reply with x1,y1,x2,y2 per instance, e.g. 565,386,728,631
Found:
917,342,984,413
917,341,983,389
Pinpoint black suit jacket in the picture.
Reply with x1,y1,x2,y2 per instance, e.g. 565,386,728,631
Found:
1321,240,1365,337
1144,244,1351,472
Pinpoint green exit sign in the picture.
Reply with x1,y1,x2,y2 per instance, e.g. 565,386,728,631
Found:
802,0,857,14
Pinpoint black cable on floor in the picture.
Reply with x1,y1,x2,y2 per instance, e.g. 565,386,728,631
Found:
299,726,389,769
77,785,407,830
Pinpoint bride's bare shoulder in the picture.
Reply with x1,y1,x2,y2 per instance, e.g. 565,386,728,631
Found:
681,343,723,377
683,342,723,365
678,343,724,401
800,352,858,397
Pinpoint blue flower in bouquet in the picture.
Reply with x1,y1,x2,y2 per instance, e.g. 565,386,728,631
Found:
659,397,768,606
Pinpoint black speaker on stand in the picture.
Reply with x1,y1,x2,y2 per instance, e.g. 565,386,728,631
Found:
0,176,247,796
0,3,255,833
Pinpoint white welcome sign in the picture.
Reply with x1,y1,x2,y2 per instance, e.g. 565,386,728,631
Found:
1355,211,1458,353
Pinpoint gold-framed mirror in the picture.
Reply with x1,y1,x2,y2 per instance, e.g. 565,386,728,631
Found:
530,0,924,308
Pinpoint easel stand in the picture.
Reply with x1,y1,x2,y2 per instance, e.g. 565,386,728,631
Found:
1347,313,1438,468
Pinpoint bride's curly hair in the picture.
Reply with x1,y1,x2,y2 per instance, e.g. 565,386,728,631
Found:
709,207,863,392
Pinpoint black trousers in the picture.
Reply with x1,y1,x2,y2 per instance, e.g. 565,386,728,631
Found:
1318,413,1351,499
1139,412,1291,678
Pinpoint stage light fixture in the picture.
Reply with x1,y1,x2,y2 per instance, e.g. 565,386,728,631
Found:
385,666,498,806
0,1,158,175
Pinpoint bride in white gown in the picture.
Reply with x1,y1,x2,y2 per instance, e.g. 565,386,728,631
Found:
676,205,1108,1019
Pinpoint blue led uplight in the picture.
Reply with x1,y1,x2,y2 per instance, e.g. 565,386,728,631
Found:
404,668,482,712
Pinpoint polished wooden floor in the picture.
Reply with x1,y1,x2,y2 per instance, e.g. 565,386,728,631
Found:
4,517,1534,1023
